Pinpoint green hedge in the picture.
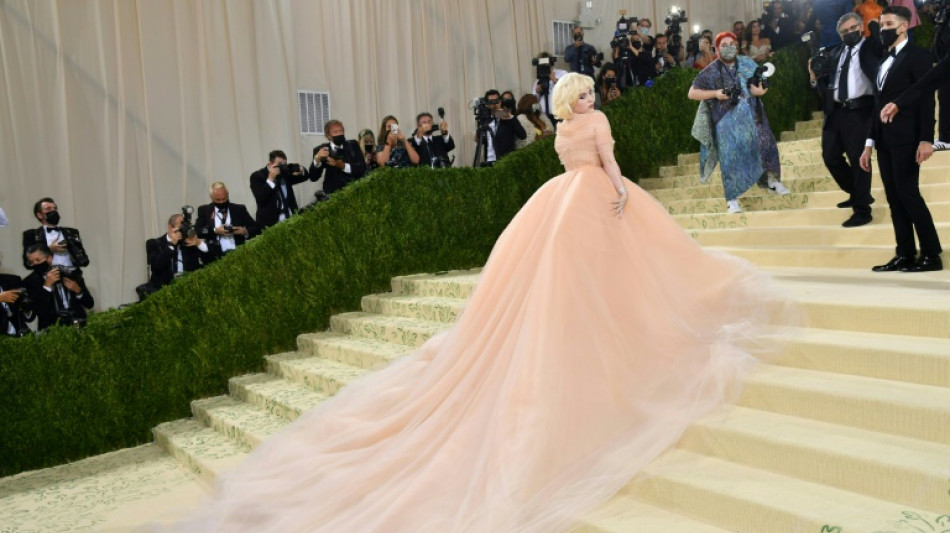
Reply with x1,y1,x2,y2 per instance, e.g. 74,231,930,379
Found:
0,45,816,477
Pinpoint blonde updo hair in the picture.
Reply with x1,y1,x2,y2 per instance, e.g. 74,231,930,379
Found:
552,72,595,121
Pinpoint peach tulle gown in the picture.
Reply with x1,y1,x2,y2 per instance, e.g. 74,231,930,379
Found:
161,110,797,532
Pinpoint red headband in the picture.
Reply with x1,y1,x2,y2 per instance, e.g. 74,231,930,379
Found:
715,31,737,49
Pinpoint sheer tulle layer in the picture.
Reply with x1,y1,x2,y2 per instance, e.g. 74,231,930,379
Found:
161,166,798,533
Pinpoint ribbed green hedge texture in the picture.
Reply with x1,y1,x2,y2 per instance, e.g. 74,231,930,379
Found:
0,45,815,477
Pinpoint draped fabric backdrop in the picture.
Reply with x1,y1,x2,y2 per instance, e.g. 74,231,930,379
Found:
0,0,766,309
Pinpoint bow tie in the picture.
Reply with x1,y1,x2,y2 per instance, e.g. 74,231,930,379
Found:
45,227,58,233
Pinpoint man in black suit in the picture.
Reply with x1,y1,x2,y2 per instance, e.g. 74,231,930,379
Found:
309,120,367,195
23,244,95,330
250,150,309,229
0,270,34,337
409,112,456,168
479,89,527,167
860,6,942,272
21,197,90,271
196,182,259,261
146,213,210,289
810,13,883,227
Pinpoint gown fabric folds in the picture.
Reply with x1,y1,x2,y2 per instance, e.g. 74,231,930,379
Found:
163,111,797,533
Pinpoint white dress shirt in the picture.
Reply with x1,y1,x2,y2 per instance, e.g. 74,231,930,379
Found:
831,39,873,102
214,207,236,253
43,225,73,268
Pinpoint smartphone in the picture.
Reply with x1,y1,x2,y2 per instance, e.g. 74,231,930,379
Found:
390,124,399,134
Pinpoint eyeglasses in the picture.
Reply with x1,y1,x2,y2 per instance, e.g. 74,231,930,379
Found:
487,99,500,105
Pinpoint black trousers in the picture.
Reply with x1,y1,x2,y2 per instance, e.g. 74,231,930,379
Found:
822,107,874,216
939,81,950,142
877,142,942,257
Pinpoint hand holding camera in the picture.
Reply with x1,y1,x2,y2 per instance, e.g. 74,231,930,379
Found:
43,267,61,288
0,289,21,304
314,147,331,163
62,276,82,295
48,238,67,255
267,163,282,182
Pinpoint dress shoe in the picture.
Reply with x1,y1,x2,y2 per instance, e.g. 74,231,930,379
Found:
842,214,872,227
872,255,916,272
900,255,943,272
837,198,875,209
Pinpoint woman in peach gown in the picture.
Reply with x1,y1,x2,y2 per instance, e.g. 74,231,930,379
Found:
163,73,796,533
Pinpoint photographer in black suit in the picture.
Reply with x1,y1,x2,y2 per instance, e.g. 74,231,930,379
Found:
564,27,603,77
309,119,367,195
24,244,94,331
479,89,527,166
250,150,308,229
409,112,456,168
145,213,209,289
21,197,90,271
809,13,883,228
860,6,941,272
0,269,34,337
196,182,258,260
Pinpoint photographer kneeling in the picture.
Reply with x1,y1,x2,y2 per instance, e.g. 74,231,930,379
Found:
24,244,94,331
310,119,367,195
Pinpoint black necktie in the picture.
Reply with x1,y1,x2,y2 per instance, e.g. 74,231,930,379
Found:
46,227,57,233
837,46,852,102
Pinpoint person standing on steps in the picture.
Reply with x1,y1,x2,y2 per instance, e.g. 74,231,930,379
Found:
159,72,799,533
860,6,942,272
689,31,788,215
809,12,883,227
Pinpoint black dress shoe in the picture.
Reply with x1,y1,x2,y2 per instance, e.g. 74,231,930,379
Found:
872,255,917,272
842,214,872,227
837,198,875,209
900,255,943,272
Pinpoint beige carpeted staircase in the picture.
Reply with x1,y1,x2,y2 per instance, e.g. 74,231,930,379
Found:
2,112,950,532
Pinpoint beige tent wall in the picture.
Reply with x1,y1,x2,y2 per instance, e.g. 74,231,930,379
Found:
0,0,765,309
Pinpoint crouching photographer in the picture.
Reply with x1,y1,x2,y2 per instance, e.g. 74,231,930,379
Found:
0,268,34,337
310,119,367,195
410,110,455,168
24,244,94,331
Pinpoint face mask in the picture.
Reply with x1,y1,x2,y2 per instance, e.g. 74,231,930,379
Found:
880,27,899,49
719,44,738,61
632,40,642,50
45,211,61,226
364,144,374,152
842,30,862,47
639,27,650,36
214,201,229,210
33,262,50,274
331,135,346,146
573,33,583,41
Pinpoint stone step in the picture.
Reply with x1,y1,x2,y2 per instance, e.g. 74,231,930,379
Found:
693,221,950,247
228,372,328,420
680,407,950,513
329,311,450,347
647,176,842,203
740,365,950,445
296,331,410,370
673,134,823,166
711,243,912,270
674,147,950,175
390,269,481,298
152,419,249,485
268,352,368,396
573,495,732,533
773,326,950,388
191,395,288,450
629,449,940,533
360,293,466,324
780,129,820,142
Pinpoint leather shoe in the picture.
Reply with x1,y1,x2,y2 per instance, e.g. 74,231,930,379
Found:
900,255,943,272
842,214,872,227
836,198,875,209
872,255,916,272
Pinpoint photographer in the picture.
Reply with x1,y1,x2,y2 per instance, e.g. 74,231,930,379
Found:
409,112,455,167
689,31,787,214
311,119,367,193
596,64,623,106
196,182,259,260
21,197,90,271
653,34,679,76
375,116,420,169
24,243,94,331
564,27,602,76
809,13,883,227
0,268,34,337
612,27,655,89
357,129,380,173
250,150,308,229
477,89,527,166
514,94,554,150
530,52,567,121
146,213,209,290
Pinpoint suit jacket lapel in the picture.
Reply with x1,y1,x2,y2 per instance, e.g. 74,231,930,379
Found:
880,45,910,92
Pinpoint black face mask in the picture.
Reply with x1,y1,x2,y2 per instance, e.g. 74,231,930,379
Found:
33,262,50,274
332,135,346,146
365,144,374,153
45,211,61,226
631,40,642,50
842,30,862,47
214,201,229,211
880,28,899,49
573,34,583,42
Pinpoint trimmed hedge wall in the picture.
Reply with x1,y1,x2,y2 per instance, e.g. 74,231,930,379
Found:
0,45,815,477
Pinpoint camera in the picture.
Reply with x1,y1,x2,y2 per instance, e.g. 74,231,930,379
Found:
470,97,494,128
532,56,558,95
723,86,743,106
277,162,302,178
61,232,90,268
222,225,234,234
581,47,604,65
748,62,776,90
11,288,32,312
665,7,687,34
801,31,835,78
52,265,82,281
179,205,197,240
